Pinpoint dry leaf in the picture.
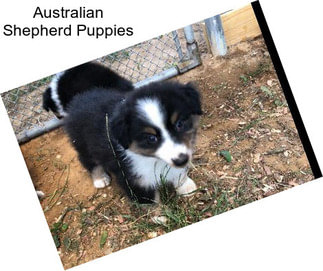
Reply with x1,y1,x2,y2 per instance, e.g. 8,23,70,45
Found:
117,215,124,224
254,153,261,163
264,166,272,175
274,174,284,183
262,184,274,193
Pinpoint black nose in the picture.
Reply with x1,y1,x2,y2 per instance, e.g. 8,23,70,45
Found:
172,153,189,167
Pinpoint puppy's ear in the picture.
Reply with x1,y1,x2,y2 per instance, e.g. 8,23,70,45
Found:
42,88,51,111
110,108,130,149
182,83,202,115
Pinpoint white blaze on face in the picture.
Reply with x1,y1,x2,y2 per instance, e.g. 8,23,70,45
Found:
136,98,191,166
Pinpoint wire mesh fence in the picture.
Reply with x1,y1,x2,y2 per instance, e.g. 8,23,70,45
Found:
1,22,208,142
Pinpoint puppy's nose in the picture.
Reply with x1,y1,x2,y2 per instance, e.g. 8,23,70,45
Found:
172,153,189,167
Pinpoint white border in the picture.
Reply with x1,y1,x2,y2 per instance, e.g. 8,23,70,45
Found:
0,1,322,271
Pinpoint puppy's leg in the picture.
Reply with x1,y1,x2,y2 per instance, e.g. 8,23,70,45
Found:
125,182,159,204
91,165,111,188
175,177,197,196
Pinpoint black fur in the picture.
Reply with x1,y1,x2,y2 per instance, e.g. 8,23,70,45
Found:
64,81,202,203
43,61,134,117
43,87,58,114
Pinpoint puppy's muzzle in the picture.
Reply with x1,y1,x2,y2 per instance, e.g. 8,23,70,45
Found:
172,153,189,167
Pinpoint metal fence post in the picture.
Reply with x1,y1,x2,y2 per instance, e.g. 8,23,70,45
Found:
177,25,202,73
204,15,227,56
172,31,184,60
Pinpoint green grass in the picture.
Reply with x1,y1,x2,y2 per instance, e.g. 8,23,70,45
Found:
240,61,271,85
129,174,254,236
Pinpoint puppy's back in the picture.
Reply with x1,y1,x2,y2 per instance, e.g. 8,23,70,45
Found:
64,88,123,146
57,62,133,108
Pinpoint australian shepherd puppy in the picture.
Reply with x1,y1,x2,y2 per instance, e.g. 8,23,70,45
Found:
64,81,202,204
43,62,134,119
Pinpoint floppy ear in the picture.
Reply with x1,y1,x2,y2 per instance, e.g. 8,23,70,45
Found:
182,83,202,115
110,108,130,149
42,87,51,111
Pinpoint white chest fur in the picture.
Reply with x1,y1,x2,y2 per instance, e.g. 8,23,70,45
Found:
125,150,188,189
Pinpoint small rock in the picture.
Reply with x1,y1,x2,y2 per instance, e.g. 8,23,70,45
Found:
262,184,274,193
147,232,158,239
88,206,95,211
56,154,61,159
267,79,273,86
102,193,107,198
288,178,299,187
205,212,213,217
105,247,113,255
152,216,168,226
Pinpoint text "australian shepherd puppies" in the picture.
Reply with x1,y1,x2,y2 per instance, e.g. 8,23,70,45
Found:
64,81,202,204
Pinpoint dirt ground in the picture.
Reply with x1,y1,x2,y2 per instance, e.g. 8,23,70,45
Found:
20,36,314,269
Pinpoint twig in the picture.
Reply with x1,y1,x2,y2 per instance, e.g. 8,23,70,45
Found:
219,176,239,180
55,206,78,223
264,148,286,155
121,210,153,229
97,212,110,221
105,114,137,202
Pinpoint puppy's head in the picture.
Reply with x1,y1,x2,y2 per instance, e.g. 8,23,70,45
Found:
42,87,63,119
113,82,202,168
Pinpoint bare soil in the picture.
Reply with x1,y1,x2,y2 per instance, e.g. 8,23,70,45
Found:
20,36,314,269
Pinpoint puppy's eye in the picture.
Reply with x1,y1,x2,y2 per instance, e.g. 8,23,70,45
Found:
175,119,191,132
144,134,158,144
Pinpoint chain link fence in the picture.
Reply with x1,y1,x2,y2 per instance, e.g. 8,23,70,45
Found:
1,22,208,143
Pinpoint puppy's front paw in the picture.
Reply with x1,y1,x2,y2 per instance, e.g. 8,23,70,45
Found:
36,190,45,200
176,177,197,196
93,173,111,188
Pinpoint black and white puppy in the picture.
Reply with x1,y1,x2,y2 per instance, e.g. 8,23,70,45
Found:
64,81,202,204
43,62,134,118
